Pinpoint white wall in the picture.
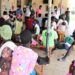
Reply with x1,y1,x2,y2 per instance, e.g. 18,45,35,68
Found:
68,0,75,35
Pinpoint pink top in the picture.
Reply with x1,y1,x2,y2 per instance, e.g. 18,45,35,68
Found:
9,46,38,75
31,39,38,46
36,9,42,16
67,73,72,75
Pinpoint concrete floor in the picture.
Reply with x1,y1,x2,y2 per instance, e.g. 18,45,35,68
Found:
34,48,75,75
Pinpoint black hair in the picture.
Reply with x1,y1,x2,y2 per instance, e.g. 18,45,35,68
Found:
17,5,21,8
3,11,7,15
34,19,39,24
61,22,66,26
45,13,48,17
20,30,32,46
38,14,41,17
9,11,12,14
72,30,75,40
39,5,42,8
0,17,5,26
54,6,57,9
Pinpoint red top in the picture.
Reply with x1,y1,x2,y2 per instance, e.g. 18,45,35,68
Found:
26,18,34,30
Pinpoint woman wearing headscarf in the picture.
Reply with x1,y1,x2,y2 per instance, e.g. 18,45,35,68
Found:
9,30,38,75
0,41,17,75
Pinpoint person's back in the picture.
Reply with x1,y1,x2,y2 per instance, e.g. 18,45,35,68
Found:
42,13,48,29
16,5,22,16
9,46,38,75
57,21,67,33
14,19,23,35
36,5,42,17
25,6,31,17
26,17,34,30
37,14,42,28
65,36,74,49
35,23,40,35
42,28,58,47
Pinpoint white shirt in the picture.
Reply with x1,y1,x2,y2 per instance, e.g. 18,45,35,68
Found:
37,17,42,27
57,19,68,27
57,19,68,33
3,15,9,20
25,7,31,17
35,24,40,35
52,21,57,29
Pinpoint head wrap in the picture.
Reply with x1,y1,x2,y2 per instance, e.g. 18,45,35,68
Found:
0,41,17,56
0,25,12,41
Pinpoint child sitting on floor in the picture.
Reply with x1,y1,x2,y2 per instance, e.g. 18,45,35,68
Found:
58,35,74,61
41,26,58,58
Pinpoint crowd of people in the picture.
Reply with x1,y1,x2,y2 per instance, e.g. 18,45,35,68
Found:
0,4,75,75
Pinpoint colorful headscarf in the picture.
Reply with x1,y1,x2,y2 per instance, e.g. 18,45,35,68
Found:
9,46,38,75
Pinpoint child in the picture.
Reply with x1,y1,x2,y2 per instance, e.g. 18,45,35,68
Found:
58,36,74,61
36,5,42,17
57,21,68,42
34,19,40,41
41,26,58,58
51,16,57,30
14,14,23,35
67,60,75,75
37,14,42,28
26,15,34,32
14,14,23,42
20,29,32,47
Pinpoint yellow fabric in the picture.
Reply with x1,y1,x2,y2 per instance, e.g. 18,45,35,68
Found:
15,20,23,35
